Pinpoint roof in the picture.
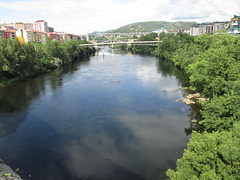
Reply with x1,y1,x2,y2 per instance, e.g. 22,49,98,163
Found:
4,30,16,33
35,20,45,22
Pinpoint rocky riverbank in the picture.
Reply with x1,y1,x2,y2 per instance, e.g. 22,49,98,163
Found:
0,159,22,180
177,90,209,105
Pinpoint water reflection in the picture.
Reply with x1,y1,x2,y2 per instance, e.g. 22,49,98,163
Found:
0,48,201,179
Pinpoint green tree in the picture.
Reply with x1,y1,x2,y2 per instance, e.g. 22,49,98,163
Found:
167,122,240,179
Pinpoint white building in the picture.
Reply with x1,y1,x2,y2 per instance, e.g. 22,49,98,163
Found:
152,28,168,35
33,20,48,32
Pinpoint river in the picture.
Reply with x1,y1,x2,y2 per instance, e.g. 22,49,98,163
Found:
0,47,197,180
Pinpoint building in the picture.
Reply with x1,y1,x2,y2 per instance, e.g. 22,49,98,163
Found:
4,19,81,43
65,34,72,42
55,32,66,43
0,23,16,29
230,15,240,29
16,29,47,43
64,34,78,41
48,27,54,32
72,34,79,41
228,15,240,35
34,20,48,32
0,29,5,38
181,29,190,34
168,30,179,35
4,30,16,39
190,22,229,36
152,28,168,35
24,23,33,30
16,22,25,30
47,32,58,41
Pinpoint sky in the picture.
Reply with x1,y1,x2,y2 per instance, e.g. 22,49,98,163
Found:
0,0,240,35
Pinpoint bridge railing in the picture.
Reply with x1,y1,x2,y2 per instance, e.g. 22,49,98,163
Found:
79,40,162,47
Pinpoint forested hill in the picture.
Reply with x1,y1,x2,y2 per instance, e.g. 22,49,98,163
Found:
107,21,196,33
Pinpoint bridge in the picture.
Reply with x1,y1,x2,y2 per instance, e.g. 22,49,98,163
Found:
82,32,151,41
79,40,161,48
79,32,152,41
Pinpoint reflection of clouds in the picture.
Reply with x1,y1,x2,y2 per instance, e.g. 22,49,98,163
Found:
117,112,189,148
61,109,190,179
136,59,182,99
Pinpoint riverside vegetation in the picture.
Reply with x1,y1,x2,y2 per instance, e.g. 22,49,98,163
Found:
126,32,240,179
0,38,95,86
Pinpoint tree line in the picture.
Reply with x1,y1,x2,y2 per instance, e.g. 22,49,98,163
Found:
0,38,95,86
127,32,240,179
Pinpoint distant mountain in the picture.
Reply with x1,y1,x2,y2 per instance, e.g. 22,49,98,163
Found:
107,21,196,33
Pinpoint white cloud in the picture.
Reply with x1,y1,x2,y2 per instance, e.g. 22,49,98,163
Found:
1,0,240,34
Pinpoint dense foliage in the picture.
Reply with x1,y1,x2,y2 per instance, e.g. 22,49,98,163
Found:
168,33,240,179
0,38,95,85
167,122,240,180
126,32,240,179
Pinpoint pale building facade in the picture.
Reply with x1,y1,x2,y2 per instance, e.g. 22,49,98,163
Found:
33,20,48,32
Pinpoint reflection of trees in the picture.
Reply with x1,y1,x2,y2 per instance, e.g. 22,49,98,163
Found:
0,57,91,138
184,104,204,136
0,77,48,137
0,77,46,137
157,58,174,77
157,58,204,136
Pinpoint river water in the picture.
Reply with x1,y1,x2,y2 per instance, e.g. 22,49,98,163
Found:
0,48,196,180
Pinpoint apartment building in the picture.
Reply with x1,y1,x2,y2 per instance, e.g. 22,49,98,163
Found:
33,20,48,32
190,22,229,36
24,23,33,30
16,22,25,30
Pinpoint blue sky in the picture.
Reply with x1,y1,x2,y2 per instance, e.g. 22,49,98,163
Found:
0,0,239,34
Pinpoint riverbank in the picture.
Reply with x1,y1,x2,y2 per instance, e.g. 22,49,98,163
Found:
126,32,240,179
0,159,22,180
0,38,96,87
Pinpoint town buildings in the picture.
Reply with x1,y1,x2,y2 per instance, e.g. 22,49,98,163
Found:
0,20,80,43
190,22,229,36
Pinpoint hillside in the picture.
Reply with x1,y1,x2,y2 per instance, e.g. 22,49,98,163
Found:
107,21,196,33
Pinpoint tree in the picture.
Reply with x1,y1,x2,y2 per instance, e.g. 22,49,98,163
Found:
166,122,240,179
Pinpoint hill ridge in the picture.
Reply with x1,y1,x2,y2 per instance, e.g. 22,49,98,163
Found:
107,21,196,33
